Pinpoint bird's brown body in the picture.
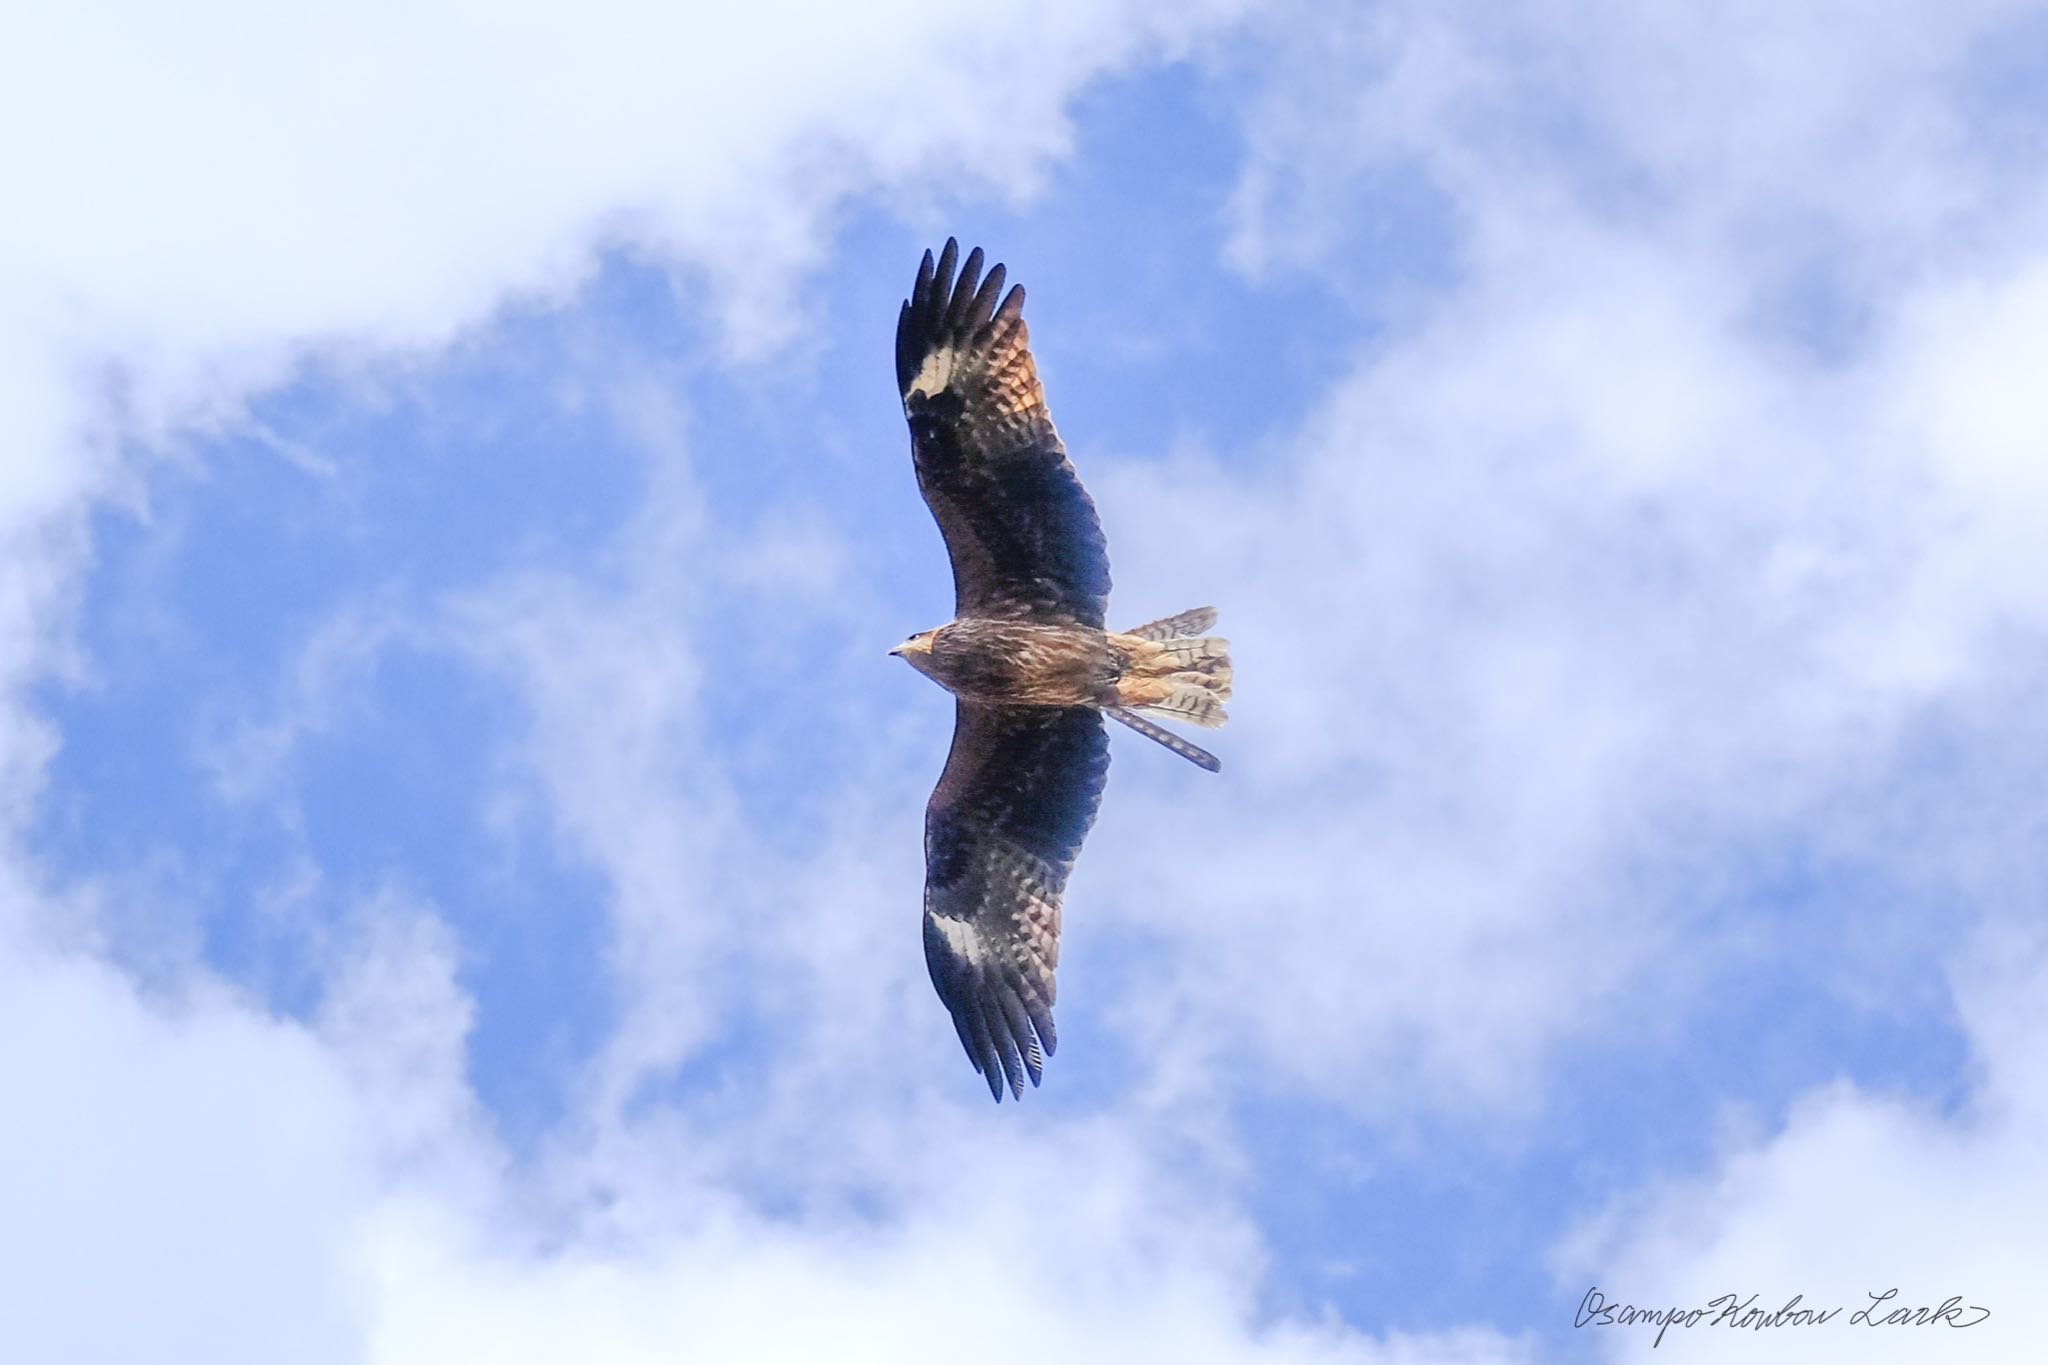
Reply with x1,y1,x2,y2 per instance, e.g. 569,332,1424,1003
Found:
898,619,1116,706
896,617,1231,719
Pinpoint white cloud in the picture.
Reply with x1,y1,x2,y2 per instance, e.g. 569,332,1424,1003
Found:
1874,258,2048,684
316,886,492,1190
0,936,371,1365
0,0,1241,389
359,1183,1532,1365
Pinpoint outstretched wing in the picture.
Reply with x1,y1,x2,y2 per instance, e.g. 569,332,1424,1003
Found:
923,701,1109,1100
897,239,1111,628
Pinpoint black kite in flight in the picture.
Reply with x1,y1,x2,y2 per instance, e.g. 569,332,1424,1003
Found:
890,240,1232,1101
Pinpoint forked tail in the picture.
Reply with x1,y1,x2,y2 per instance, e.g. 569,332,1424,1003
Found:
1110,606,1231,770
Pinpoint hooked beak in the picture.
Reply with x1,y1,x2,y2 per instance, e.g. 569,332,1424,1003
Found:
887,643,904,658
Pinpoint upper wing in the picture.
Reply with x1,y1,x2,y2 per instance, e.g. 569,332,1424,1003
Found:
896,239,1111,628
923,701,1109,1100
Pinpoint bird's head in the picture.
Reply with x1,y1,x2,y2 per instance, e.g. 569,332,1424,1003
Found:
889,628,940,664
890,628,946,682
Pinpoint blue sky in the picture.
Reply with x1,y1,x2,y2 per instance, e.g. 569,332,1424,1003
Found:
6,3,2048,1362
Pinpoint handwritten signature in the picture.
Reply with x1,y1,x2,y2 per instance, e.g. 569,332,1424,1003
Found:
1576,1287,1991,1348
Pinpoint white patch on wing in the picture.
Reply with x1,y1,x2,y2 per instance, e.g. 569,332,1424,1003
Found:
908,346,959,403
929,911,984,964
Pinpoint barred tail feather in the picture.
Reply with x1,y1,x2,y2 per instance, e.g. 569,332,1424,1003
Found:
1117,634,1231,708
1146,640,1231,702
1148,635,1230,669
1125,606,1217,641
1133,681,1227,728
1108,708,1221,772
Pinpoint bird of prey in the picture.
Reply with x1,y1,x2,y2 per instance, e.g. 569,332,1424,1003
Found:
890,239,1232,1101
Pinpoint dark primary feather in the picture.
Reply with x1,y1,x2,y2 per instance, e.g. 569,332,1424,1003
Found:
922,702,1109,1100
896,239,1112,628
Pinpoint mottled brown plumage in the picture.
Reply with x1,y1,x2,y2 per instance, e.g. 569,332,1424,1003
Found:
892,240,1232,1100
